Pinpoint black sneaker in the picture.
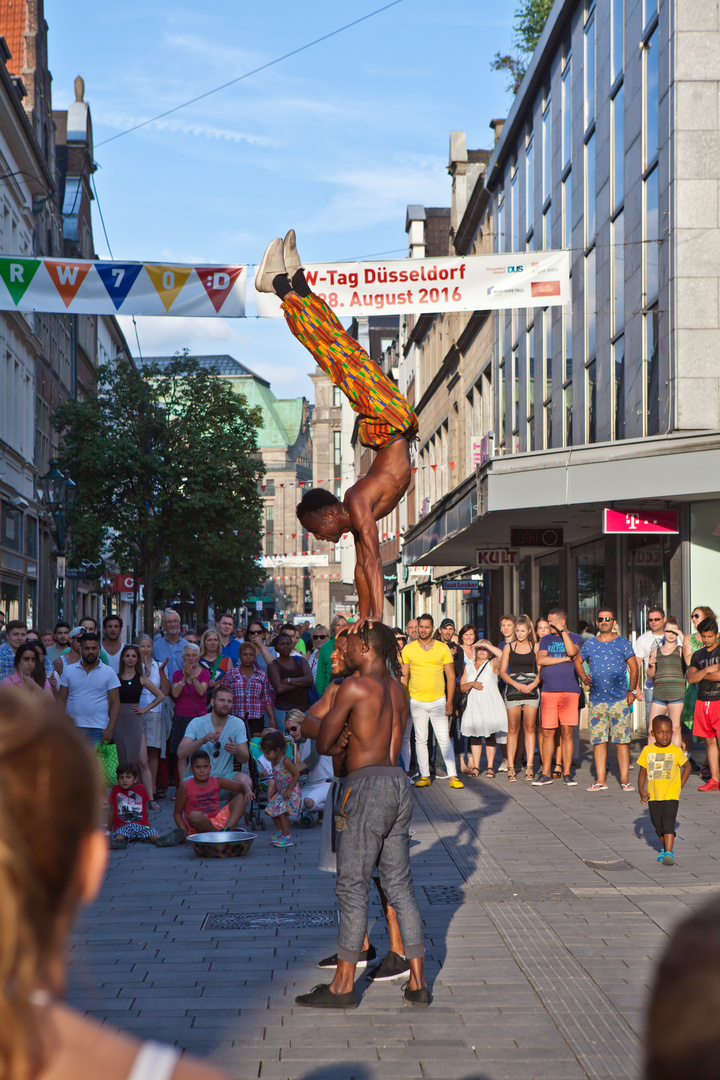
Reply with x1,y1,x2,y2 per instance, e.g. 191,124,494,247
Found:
366,951,410,982
317,944,376,970
532,773,553,786
563,774,578,787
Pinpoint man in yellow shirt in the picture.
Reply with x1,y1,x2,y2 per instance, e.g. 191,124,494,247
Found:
400,614,462,789
637,716,692,866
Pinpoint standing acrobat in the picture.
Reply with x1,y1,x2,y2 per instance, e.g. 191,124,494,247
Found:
256,232,418,627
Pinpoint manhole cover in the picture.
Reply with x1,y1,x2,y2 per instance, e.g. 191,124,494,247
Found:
584,859,631,872
423,885,464,905
203,909,338,930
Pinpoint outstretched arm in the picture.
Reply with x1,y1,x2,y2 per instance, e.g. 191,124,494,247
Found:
348,498,383,622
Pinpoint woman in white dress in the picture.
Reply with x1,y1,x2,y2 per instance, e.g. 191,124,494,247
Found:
459,640,508,777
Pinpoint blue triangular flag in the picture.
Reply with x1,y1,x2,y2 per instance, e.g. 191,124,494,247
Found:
94,262,144,310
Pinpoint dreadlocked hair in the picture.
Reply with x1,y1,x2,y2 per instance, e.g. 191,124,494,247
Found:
360,622,402,678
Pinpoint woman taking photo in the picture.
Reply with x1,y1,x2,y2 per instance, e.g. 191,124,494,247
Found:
500,616,540,781
134,634,170,800
199,628,233,705
0,688,224,1080
267,633,314,731
170,642,211,786
116,644,163,804
1,643,54,696
459,640,507,777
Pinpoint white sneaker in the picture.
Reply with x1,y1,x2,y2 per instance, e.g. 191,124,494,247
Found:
255,237,285,293
497,760,508,773
283,228,303,279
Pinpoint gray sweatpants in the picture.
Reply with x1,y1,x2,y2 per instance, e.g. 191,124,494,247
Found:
334,766,425,963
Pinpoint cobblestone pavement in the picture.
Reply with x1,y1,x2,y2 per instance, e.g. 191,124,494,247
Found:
68,738,720,1080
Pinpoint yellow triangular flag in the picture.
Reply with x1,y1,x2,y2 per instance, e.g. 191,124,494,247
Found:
144,264,193,312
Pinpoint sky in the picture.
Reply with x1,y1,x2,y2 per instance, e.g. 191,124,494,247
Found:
46,1,514,401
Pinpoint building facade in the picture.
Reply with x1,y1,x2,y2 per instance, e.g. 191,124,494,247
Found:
403,0,720,640
0,0,131,630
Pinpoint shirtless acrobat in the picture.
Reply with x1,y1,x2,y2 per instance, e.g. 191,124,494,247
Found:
294,622,429,1009
256,232,417,626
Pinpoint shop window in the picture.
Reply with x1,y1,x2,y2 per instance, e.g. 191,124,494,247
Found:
1,502,23,553
0,580,20,622
575,540,606,628
537,552,560,616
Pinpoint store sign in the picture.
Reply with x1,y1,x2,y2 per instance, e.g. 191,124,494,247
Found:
475,549,519,566
409,565,432,577
442,579,482,590
258,554,329,568
113,573,140,593
603,509,679,535
510,528,564,547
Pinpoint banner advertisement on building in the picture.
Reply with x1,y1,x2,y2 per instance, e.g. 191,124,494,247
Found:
255,250,571,318
0,252,570,319
0,257,246,317
258,554,329,568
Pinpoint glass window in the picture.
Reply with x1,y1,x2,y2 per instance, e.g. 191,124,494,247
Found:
332,386,342,407
576,539,606,628
565,384,574,446
564,310,573,382
1,503,22,553
0,581,20,622
612,0,624,83
497,194,505,253
538,551,561,613
542,105,552,204
586,359,597,442
544,310,552,397
613,211,624,336
645,27,659,167
24,580,35,629
586,246,596,360
24,516,37,559
545,400,553,449
644,0,659,30
645,165,659,302
563,171,572,248
612,85,624,211
646,307,660,436
585,133,596,243
544,203,552,250
511,167,519,251
584,13,595,131
527,325,535,425
614,335,626,439
562,65,572,169
499,367,506,445
526,135,534,236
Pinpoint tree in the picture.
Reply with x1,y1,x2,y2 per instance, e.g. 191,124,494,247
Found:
52,354,265,631
491,0,554,94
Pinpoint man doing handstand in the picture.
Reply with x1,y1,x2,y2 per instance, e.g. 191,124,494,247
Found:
256,232,417,626
295,622,429,1009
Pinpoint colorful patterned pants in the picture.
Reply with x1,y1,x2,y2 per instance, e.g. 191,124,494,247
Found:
282,292,418,450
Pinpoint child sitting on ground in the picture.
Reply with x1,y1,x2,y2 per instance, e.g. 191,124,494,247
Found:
174,749,253,836
108,762,184,849
261,730,301,848
637,716,692,866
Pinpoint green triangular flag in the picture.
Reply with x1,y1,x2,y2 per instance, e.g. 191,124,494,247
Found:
0,258,42,306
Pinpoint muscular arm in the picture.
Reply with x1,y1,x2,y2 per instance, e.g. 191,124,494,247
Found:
345,482,384,621
688,663,720,684
316,679,366,755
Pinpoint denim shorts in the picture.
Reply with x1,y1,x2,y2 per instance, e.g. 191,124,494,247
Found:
652,696,684,707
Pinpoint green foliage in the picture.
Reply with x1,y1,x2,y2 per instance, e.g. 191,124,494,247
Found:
491,0,554,94
52,354,265,630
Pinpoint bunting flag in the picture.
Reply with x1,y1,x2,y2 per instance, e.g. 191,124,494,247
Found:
0,252,569,318
0,256,246,317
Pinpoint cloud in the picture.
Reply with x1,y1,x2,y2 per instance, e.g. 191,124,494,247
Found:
303,152,449,233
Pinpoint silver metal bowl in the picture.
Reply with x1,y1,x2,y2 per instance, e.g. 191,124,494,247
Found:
188,830,256,859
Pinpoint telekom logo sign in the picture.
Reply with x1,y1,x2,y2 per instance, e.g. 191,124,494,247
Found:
603,509,679,535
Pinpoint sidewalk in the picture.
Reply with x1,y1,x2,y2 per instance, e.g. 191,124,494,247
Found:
68,744,720,1080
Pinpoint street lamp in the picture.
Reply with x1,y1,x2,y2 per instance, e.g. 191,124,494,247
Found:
40,461,76,621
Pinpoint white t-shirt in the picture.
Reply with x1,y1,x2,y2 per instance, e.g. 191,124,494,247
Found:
181,714,248,782
60,661,121,729
634,629,665,687
104,645,123,674
139,659,162,711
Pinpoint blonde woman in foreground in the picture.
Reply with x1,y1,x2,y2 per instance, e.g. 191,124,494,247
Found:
0,686,225,1080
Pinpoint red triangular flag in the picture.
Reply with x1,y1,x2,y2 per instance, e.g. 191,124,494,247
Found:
431,464,437,471
449,461,455,469
195,266,245,313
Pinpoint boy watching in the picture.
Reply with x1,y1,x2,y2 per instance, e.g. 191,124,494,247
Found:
108,762,184,849
174,749,253,836
637,717,692,866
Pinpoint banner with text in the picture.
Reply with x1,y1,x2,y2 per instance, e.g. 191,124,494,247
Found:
0,256,246,316
255,250,570,318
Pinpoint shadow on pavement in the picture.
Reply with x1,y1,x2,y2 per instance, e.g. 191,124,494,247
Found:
298,1067,491,1080
633,811,661,851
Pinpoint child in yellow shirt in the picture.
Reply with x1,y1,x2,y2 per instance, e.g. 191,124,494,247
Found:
637,716,692,866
